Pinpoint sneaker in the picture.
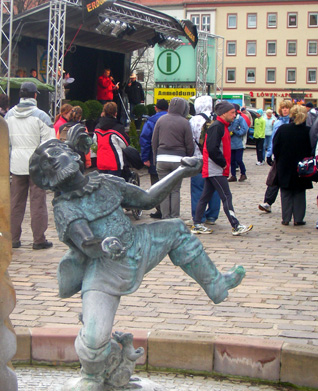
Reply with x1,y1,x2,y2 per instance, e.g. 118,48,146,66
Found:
205,219,216,225
238,174,247,182
191,224,213,234
32,240,53,250
12,240,21,249
256,161,264,166
228,176,237,182
258,203,271,213
232,224,253,236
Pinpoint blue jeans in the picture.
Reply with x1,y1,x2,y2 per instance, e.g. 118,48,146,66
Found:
230,149,246,177
191,173,220,222
263,135,272,160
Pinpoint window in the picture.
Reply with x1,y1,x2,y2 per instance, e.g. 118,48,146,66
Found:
246,68,256,83
226,68,236,83
308,40,318,55
287,40,297,55
288,13,297,27
307,68,317,83
266,68,276,83
286,68,296,83
228,14,237,29
202,15,211,32
247,41,256,56
247,13,257,28
137,71,144,82
267,13,277,28
227,41,236,56
309,12,318,27
191,15,200,28
267,41,277,55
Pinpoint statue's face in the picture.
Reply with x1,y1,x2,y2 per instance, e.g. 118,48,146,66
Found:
39,144,80,188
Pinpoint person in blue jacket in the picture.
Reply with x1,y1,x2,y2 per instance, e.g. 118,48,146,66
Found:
228,104,248,182
139,99,168,218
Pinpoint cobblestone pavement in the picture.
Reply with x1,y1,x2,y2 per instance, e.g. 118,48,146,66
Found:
9,148,318,345
16,367,297,391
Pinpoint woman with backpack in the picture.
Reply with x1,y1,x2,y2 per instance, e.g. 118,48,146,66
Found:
58,106,91,169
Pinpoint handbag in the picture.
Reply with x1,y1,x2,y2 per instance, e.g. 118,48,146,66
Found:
123,146,144,170
297,156,317,177
266,160,278,187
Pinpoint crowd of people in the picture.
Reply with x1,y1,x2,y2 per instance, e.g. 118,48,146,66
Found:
1,76,318,250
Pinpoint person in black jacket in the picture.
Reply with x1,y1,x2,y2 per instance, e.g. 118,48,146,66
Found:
273,105,313,226
124,73,144,119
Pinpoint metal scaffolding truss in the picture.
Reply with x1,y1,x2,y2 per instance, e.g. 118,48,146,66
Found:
46,0,80,117
196,31,223,99
101,1,182,37
0,0,13,94
214,34,224,99
196,32,208,97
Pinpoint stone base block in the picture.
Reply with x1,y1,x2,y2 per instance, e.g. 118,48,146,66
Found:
13,327,31,364
148,330,213,372
31,327,80,364
214,335,283,381
281,343,318,389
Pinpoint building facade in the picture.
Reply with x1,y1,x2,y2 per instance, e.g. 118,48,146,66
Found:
132,0,318,109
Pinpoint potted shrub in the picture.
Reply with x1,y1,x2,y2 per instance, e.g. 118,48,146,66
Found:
133,104,148,130
85,100,103,133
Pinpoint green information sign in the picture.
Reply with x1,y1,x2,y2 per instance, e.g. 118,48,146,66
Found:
154,36,216,83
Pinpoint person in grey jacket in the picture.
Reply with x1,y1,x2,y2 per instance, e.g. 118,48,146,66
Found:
5,82,55,249
152,97,194,219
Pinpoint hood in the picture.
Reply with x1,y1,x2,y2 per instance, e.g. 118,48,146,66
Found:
96,115,118,130
168,97,189,118
194,95,212,115
10,98,38,119
310,108,318,116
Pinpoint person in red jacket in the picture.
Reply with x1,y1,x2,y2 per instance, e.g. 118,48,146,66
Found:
96,68,119,104
95,102,129,177
192,101,253,236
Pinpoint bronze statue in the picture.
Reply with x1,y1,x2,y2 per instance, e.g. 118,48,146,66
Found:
29,126,245,391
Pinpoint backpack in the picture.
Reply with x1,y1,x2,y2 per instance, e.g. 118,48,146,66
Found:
59,123,74,142
195,113,214,153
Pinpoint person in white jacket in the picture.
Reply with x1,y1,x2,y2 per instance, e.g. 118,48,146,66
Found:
5,82,55,249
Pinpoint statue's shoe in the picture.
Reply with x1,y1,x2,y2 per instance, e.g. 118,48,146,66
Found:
206,265,246,304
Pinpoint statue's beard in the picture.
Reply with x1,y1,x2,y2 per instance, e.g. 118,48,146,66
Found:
49,161,79,188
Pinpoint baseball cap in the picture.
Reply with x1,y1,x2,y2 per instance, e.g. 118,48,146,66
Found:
155,99,168,110
303,102,314,108
20,82,40,94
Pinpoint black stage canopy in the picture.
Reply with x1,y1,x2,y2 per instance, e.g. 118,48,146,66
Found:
8,0,197,54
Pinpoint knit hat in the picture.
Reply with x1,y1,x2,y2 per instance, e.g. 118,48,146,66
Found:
214,101,234,116
266,109,273,114
304,102,314,108
155,99,168,110
256,109,264,116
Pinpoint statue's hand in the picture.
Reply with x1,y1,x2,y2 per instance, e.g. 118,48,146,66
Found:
82,238,102,248
180,157,203,177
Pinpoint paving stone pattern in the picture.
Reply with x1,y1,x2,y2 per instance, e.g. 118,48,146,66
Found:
9,149,318,346
16,367,297,391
